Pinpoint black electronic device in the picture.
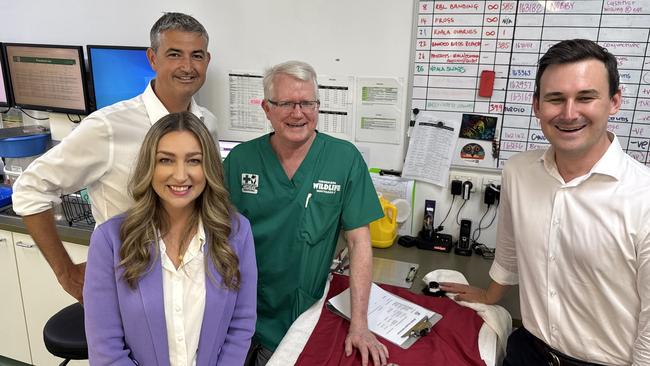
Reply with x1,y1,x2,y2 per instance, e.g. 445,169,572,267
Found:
422,281,447,297
484,184,497,205
461,180,473,200
420,199,436,240
454,219,472,256
0,43,13,108
450,180,462,196
398,235,418,248
2,43,90,114
416,232,452,252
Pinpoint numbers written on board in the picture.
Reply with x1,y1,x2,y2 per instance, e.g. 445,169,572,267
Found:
510,68,533,78
489,103,504,113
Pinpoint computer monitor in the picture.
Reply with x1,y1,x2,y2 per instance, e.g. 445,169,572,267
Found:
0,44,13,108
87,45,155,111
2,43,89,114
219,140,241,160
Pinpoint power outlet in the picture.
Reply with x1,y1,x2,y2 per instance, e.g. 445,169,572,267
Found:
481,176,502,192
449,173,478,192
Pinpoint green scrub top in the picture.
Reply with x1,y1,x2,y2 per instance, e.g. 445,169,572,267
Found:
223,132,383,351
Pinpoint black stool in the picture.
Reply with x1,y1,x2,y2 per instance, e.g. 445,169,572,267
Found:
43,303,88,365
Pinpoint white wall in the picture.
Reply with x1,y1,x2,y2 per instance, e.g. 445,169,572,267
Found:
2,0,504,246
2,0,415,170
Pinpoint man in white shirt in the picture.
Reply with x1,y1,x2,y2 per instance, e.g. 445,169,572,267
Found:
12,12,218,303
440,39,650,365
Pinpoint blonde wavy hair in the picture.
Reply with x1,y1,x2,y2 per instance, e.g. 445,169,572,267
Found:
119,111,240,290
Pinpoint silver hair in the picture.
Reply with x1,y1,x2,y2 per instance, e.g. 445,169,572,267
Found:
149,12,209,51
263,60,320,101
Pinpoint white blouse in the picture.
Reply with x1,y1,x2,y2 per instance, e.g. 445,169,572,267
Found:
160,220,206,366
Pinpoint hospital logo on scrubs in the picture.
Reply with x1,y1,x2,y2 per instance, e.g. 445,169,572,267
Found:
313,180,341,195
241,173,259,194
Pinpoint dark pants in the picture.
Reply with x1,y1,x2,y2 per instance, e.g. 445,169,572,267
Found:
244,341,273,366
504,327,604,366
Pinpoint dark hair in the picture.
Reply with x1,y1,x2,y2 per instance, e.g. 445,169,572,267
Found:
150,12,209,51
535,39,619,98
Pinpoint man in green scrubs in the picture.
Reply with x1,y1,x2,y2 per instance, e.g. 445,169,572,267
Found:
224,60,389,366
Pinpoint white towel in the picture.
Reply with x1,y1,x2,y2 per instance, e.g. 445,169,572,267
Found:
423,269,512,364
267,280,331,366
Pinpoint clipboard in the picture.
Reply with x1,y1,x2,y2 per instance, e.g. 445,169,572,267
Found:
332,250,419,288
370,257,418,288
326,283,443,349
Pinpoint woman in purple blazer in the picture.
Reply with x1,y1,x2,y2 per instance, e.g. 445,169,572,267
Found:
84,112,257,365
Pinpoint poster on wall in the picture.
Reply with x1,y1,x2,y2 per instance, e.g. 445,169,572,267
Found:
452,113,498,168
355,77,403,145
318,75,355,141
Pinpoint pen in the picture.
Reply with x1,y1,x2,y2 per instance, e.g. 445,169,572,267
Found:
305,193,312,208
379,169,402,177
405,266,417,283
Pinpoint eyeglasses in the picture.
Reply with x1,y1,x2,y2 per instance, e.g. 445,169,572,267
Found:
267,100,320,111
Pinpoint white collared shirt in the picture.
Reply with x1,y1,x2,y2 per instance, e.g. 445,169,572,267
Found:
490,134,650,365
12,82,219,224
160,220,206,366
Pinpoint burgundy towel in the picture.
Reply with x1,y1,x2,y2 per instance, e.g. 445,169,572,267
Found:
295,274,486,366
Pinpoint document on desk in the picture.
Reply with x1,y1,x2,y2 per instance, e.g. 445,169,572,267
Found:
327,283,442,349
402,112,460,187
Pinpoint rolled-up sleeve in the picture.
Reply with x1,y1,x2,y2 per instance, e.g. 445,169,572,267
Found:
490,165,519,286
12,116,112,216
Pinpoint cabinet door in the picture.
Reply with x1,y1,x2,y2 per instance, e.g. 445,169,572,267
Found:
0,230,31,364
13,233,89,366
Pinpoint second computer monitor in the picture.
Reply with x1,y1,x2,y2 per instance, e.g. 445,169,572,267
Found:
87,45,155,111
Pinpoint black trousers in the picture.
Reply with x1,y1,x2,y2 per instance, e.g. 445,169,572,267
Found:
504,327,605,366
244,341,273,366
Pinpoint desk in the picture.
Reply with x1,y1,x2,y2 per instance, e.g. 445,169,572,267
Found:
372,243,521,325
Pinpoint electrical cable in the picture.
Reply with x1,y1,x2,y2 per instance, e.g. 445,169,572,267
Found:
471,204,492,242
0,108,10,114
471,200,500,246
455,199,467,225
435,195,456,231
483,200,499,228
67,114,82,123
18,108,49,120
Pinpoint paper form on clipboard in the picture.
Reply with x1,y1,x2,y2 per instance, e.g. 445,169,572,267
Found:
326,283,442,349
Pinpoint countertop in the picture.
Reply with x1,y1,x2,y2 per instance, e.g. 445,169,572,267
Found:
372,242,521,324
0,206,92,245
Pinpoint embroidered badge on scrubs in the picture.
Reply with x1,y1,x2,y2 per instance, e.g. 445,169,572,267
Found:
241,173,259,194
313,180,341,195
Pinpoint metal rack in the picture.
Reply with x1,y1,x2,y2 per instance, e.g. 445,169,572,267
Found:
61,190,94,227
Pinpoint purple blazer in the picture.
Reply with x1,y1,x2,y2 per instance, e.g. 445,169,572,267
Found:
84,213,257,366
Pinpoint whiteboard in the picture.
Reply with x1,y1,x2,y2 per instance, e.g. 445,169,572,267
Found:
1,0,417,171
410,0,650,169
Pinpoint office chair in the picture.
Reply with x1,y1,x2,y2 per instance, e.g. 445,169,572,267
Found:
43,303,88,365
